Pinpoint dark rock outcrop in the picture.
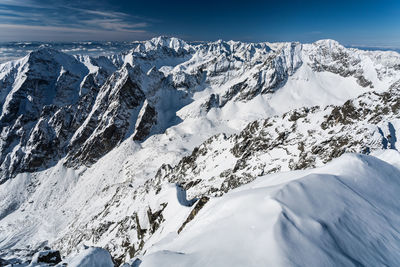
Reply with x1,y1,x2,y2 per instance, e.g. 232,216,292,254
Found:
32,250,62,265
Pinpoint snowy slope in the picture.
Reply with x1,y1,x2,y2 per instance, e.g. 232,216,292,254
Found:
137,151,400,267
1,37,400,265
160,87,400,199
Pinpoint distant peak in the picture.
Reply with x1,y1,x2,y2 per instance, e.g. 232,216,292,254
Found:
150,35,182,42
147,36,190,51
26,47,77,64
26,47,88,75
28,47,60,57
314,39,342,48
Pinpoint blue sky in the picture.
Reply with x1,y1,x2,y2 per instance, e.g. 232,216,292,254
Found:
0,0,399,47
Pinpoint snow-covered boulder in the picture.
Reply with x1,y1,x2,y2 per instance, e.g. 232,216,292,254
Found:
61,246,113,267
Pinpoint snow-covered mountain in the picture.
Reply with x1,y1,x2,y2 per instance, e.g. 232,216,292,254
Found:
1,36,400,266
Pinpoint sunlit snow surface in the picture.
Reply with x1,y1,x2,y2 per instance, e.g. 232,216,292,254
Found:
62,247,114,267
137,150,400,267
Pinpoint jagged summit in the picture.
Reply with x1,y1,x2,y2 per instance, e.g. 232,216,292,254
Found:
130,36,193,55
26,47,88,76
149,36,190,49
27,47,63,58
129,36,349,58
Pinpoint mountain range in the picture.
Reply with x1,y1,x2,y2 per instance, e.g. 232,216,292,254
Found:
1,36,400,266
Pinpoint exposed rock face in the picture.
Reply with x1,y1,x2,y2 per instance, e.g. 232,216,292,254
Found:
132,100,158,141
0,50,159,181
308,40,374,88
0,49,90,182
0,257,8,265
178,196,209,234
32,250,62,265
66,66,147,166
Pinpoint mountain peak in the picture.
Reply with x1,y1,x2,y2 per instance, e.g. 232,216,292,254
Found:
27,47,62,60
26,47,88,76
313,39,343,49
147,36,190,51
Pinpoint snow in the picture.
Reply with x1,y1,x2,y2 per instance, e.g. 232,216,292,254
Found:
61,247,113,267
268,64,367,112
138,151,400,267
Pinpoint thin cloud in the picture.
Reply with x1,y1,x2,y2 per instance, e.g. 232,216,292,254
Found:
83,19,148,32
0,0,46,8
0,23,153,42
0,23,146,33
67,7,130,19
0,1,155,41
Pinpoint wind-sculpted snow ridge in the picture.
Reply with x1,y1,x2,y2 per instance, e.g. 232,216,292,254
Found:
137,151,400,267
1,37,400,265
